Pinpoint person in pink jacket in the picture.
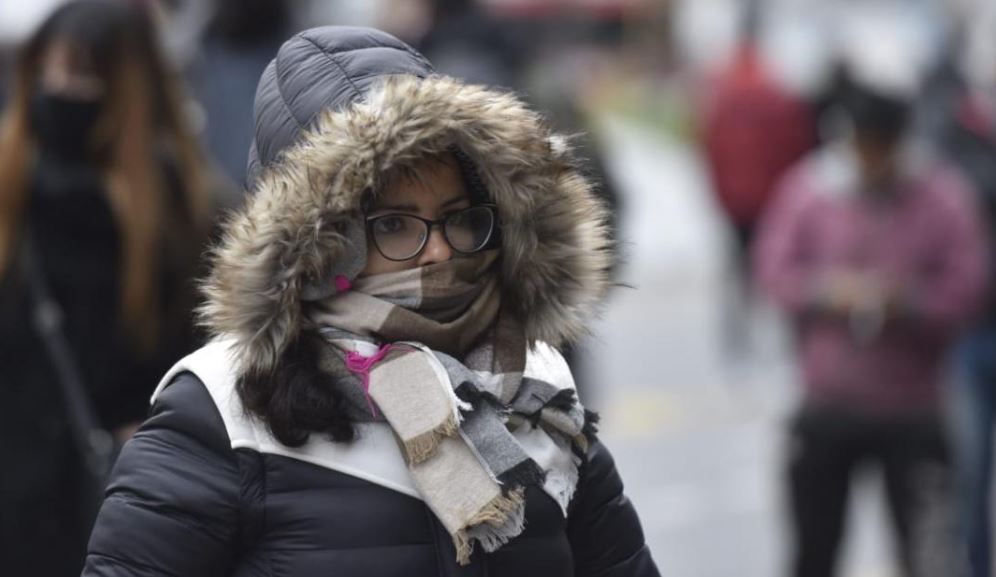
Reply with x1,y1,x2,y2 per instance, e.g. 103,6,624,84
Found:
754,66,988,577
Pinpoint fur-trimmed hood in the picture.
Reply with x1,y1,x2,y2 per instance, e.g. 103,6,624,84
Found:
200,26,612,377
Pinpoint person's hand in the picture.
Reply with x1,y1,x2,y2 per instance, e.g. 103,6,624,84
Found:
817,270,911,343
820,271,880,314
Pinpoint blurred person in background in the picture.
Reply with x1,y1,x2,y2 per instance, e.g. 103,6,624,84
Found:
0,46,11,109
80,25,659,577
0,1,215,574
919,4,996,576
524,39,625,405
187,0,294,191
413,0,524,90
699,0,815,363
754,46,988,577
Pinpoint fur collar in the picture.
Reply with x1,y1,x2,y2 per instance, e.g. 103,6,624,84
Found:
199,75,612,378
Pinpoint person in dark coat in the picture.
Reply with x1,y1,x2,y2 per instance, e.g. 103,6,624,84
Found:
919,23,996,577
0,2,215,575
82,26,660,577
187,0,294,191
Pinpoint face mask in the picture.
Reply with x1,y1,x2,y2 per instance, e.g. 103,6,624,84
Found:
30,91,104,157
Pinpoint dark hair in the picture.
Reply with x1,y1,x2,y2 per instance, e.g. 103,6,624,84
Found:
210,0,290,45
836,69,911,143
237,331,356,446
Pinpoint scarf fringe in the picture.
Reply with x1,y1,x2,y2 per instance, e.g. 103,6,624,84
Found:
545,388,577,412
582,409,600,439
468,486,524,527
573,433,590,455
454,531,473,566
403,414,461,465
569,409,599,457
453,487,527,565
497,461,546,495
545,453,582,514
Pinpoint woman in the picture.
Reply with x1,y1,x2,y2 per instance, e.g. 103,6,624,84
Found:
0,1,214,574
83,26,659,576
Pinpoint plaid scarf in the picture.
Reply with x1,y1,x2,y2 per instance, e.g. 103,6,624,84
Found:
305,252,588,564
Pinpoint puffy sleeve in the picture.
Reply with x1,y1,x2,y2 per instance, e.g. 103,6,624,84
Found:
567,440,661,577
82,372,241,576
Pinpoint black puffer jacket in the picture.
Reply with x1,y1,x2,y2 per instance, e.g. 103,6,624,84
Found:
84,372,657,576
83,26,658,576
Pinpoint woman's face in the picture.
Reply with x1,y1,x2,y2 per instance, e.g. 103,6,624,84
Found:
38,39,104,100
360,153,471,276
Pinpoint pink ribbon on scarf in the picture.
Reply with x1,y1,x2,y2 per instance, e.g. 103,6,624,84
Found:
344,344,393,418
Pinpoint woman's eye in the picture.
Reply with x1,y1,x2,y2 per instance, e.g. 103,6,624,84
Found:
445,210,467,226
373,216,406,235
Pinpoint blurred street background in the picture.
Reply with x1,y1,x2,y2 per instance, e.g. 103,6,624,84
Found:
4,1,996,576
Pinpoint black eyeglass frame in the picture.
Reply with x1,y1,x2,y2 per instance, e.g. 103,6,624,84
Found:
364,204,499,262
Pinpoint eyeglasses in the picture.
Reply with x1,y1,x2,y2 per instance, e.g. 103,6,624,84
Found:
365,204,498,261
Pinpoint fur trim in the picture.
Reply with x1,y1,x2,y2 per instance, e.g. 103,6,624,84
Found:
200,75,612,377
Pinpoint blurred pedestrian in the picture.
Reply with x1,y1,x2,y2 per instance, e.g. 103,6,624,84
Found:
919,10,996,577
755,54,988,577
0,1,215,574
80,26,660,577
414,0,523,89
542,94,623,405
700,0,815,362
187,0,294,191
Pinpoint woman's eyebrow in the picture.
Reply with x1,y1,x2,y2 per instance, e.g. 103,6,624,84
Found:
372,195,469,213
372,202,419,213
442,194,471,208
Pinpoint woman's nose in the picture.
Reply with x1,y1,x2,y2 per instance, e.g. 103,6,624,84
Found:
418,225,453,266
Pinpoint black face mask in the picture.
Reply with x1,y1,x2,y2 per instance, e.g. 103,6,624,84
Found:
30,91,104,158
